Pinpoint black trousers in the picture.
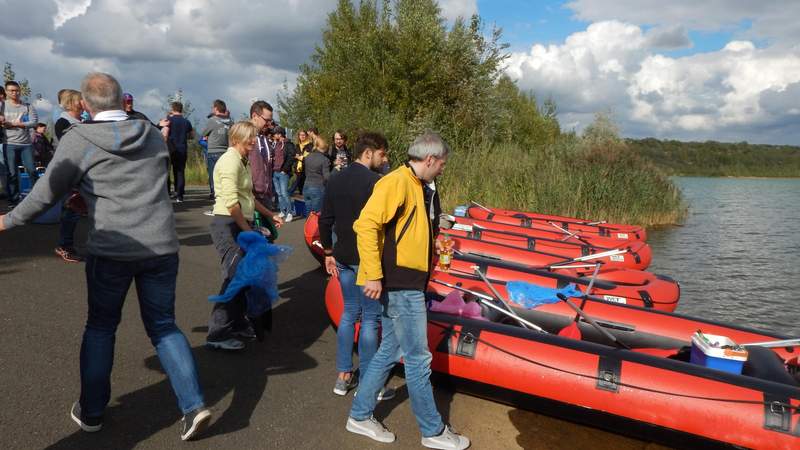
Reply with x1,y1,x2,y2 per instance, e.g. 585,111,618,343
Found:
171,151,187,199
207,216,249,341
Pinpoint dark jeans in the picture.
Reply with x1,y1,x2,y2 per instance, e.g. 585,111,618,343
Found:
207,216,250,341
206,152,223,196
289,172,305,196
303,184,324,213
0,144,7,198
4,144,38,203
58,196,81,248
171,151,187,199
81,254,204,417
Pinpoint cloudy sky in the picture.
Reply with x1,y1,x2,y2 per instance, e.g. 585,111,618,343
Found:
2,0,799,144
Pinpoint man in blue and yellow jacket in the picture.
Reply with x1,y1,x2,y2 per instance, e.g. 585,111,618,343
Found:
346,132,470,450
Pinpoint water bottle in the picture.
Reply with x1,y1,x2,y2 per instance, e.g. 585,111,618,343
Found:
253,211,263,228
436,234,454,272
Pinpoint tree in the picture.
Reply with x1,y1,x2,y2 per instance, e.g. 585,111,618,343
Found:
277,0,561,160
3,62,32,100
164,88,195,119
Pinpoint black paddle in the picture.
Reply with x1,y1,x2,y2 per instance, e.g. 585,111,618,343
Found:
556,293,631,349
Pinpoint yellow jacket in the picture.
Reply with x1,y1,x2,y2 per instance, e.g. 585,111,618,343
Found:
354,164,433,290
212,147,255,220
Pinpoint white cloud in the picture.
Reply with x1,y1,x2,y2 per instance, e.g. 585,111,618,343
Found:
566,0,800,47
505,19,800,143
1,0,332,126
53,0,91,28
437,0,477,23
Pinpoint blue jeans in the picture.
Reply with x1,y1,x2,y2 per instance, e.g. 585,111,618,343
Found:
350,290,444,437
0,144,7,197
4,144,37,202
303,185,324,213
80,254,204,417
273,171,292,216
206,152,222,196
336,264,381,378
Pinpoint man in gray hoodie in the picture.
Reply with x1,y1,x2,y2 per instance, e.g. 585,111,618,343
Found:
200,99,232,199
2,80,39,205
0,72,211,441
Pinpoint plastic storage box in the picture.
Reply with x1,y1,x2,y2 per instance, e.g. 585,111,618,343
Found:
690,331,749,374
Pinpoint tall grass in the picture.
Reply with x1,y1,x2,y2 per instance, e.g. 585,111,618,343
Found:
439,139,686,227
184,143,209,187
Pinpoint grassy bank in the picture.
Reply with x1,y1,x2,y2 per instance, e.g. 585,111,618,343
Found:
184,143,207,186
184,137,687,227
629,138,800,177
440,139,687,227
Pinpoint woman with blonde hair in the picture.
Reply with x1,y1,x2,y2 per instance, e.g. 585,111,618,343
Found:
206,120,282,350
52,88,86,263
302,135,331,213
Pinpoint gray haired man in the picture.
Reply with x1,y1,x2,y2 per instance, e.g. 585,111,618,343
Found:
0,72,211,441
347,132,470,449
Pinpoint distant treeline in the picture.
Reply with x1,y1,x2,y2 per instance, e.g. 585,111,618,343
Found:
628,138,800,177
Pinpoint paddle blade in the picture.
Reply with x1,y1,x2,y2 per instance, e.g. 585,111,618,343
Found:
558,322,582,339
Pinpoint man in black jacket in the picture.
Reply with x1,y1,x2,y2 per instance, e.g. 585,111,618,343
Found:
271,126,297,221
318,132,392,398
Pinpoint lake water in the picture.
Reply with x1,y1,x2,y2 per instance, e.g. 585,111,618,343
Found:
647,177,800,336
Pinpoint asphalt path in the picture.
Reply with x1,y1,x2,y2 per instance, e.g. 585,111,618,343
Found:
0,189,669,450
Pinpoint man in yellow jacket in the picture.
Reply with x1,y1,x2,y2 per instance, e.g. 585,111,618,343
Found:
346,132,470,450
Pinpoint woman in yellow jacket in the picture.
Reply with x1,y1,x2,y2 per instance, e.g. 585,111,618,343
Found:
289,129,312,196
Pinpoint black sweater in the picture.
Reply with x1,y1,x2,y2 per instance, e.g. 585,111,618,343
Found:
319,162,381,265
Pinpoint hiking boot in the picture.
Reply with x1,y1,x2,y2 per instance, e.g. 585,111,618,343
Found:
55,246,83,263
333,373,358,396
346,416,395,443
70,401,103,432
180,408,212,441
421,425,470,450
377,387,396,401
284,213,293,223
206,338,245,351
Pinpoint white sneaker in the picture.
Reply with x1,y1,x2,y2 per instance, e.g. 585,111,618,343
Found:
346,416,396,443
421,425,470,450
203,210,214,216
284,213,293,223
278,212,285,218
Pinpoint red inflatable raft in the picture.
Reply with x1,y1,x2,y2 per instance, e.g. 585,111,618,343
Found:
325,277,800,450
304,212,325,266
466,204,647,241
450,214,646,251
445,230,652,272
446,253,680,312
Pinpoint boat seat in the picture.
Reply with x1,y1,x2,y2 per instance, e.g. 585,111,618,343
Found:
742,346,799,387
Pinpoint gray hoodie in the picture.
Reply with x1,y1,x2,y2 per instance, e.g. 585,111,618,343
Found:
3,119,179,260
201,115,233,153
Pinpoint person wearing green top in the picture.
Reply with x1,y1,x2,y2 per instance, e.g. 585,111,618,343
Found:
206,120,282,351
